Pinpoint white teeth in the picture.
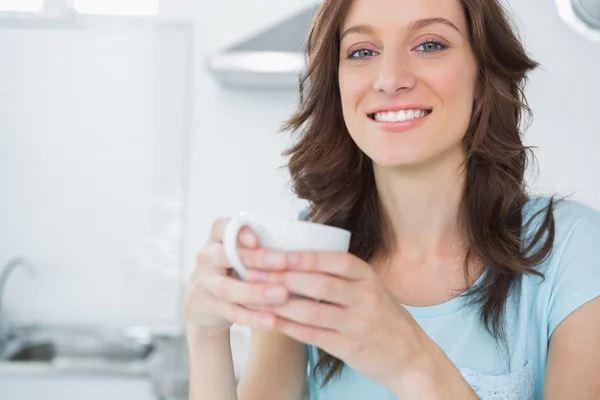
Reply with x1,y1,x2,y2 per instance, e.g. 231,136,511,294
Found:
374,109,429,122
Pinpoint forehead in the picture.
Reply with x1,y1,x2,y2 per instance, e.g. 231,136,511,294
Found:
341,0,468,34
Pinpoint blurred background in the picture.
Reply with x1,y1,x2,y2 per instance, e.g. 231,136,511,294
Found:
0,0,598,399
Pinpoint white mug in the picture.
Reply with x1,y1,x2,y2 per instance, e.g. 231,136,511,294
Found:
223,212,351,280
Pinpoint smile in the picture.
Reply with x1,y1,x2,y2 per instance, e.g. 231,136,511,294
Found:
368,109,432,122
366,108,433,133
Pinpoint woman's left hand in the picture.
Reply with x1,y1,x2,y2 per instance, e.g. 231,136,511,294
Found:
245,250,432,391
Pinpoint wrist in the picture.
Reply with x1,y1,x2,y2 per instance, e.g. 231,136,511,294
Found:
388,349,440,399
388,337,477,400
185,323,231,342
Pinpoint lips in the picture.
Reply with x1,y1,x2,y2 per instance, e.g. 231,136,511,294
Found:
365,107,433,134
368,109,432,122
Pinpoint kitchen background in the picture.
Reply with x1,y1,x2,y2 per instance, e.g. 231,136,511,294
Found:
0,0,599,399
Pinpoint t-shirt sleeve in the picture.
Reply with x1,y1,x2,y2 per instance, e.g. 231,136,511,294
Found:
297,206,312,222
546,201,600,336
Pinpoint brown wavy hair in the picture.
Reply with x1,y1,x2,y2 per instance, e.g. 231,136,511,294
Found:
282,0,558,386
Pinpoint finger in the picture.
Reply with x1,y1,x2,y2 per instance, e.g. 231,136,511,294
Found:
271,298,349,331
210,297,277,330
248,271,350,303
244,304,271,311
272,317,341,351
203,274,289,306
281,272,356,305
209,218,230,242
209,218,259,248
245,270,358,305
246,270,286,283
284,251,367,280
204,242,289,272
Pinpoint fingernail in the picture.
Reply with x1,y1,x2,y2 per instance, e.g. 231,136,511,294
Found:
264,252,285,268
288,252,301,268
264,286,287,302
240,232,254,246
246,271,268,282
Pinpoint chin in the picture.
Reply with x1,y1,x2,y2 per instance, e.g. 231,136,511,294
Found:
364,143,430,169
372,157,428,169
359,135,466,171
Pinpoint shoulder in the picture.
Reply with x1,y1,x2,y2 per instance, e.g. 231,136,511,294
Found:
522,196,600,335
524,196,600,253
552,197,600,228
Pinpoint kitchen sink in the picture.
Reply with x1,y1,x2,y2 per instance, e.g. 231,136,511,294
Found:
0,322,189,400
0,325,155,364
5,338,154,363
8,342,54,362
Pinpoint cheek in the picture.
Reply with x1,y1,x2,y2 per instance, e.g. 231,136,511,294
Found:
339,72,368,124
423,60,477,114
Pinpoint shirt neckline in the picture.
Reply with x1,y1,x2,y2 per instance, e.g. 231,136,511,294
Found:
400,269,487,318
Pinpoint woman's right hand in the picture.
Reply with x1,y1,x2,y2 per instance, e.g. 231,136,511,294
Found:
184,218,290,338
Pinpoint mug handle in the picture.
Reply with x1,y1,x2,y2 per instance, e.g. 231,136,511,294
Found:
223,216,250,280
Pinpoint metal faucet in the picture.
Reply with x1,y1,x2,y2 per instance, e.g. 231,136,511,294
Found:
0,257,36,338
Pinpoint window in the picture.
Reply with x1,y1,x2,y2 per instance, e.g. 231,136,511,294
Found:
73,0,159,16
0,0,44,12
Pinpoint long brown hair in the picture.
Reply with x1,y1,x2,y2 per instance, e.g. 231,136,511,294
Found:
283,0,557,386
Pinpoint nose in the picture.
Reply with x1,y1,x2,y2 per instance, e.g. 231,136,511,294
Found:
372,52,417,95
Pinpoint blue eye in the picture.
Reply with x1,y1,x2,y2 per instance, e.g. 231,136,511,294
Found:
414,40,447,53
347,48,378,59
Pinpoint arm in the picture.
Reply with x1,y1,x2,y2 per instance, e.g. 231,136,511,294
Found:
238,330,308,400
540,204,600,397
249,249,478,400
187,327,238,400
186,218,307,400
187,328,308,400
544,296,600,399
388,337,479,400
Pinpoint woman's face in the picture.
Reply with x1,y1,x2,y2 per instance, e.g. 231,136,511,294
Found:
338,0,478,169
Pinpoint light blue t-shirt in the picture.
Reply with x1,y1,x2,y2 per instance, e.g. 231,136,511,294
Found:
305,197,600,400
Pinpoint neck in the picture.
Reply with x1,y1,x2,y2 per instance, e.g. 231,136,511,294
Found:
374,148,468,264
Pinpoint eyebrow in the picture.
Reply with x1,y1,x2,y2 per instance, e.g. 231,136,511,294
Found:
340,18,461,41
410,17,461,33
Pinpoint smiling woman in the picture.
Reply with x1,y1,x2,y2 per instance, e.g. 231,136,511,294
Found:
185,0,600,399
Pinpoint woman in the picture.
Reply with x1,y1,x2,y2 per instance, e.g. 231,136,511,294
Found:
185,0,600,398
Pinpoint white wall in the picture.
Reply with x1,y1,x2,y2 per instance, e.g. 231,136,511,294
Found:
0,22,191,329
507,0,600,203
187,0,317,268
0,0,314,334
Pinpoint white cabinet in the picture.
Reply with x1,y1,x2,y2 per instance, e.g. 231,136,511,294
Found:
0,375,157,400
